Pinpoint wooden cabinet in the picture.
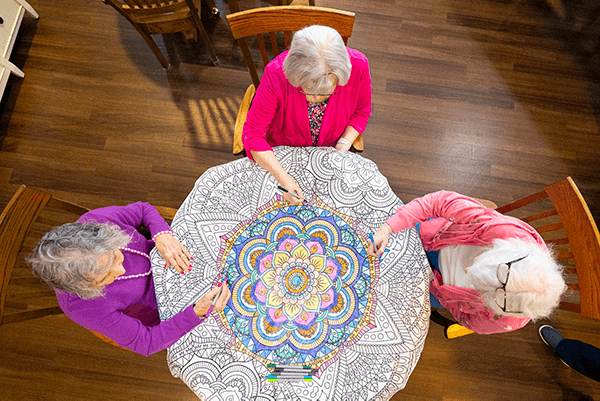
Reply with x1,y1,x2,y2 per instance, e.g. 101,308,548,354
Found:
0,0,37,102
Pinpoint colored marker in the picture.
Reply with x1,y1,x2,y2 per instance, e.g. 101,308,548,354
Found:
204,282,224,316
267,376,313,382
368,233,389,254
277,185,303,200
267,363,313,370
272,367,316,374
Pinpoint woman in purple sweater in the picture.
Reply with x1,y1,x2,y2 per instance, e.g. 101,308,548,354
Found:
28,202,230,356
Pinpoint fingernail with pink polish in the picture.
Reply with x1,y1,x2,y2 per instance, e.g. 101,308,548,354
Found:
180,271,184,275
217,282,222,287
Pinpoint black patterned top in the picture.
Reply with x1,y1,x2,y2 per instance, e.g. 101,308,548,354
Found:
307,98,330,146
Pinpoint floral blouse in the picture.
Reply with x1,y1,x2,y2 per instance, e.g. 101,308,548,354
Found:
307,98,330,146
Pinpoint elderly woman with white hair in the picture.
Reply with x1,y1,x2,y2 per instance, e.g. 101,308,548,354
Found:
367,191,566,334
28,202,231,355
242,24,372,204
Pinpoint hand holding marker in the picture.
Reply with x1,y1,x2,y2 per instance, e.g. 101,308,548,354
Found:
205,279,225,317
369,232,389,258
277,185,303,201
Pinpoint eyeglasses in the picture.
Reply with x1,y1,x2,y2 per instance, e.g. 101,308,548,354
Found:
494,254,529,314
297,88,337,98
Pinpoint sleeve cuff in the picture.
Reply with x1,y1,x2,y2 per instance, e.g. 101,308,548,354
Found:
152,230,172,242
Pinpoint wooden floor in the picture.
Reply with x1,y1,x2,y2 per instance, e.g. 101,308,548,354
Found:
1,0,600,399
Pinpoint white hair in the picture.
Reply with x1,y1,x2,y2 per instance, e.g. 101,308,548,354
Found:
28,222,131,299
466,238,566,320
283,25,352,94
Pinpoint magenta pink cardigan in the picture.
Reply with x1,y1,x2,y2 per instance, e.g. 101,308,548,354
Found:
242,48,372,159
386,191,547,334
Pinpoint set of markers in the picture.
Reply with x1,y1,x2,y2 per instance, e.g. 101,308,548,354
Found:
267,364,316,382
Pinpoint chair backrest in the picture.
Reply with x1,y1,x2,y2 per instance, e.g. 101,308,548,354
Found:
102,0,200,34
495,177,600,320
226,5,355,88
226,0,316,14
0,185,90,325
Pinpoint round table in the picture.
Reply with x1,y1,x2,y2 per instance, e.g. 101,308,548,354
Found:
152,146,431,401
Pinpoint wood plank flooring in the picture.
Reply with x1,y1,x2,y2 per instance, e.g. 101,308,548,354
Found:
1,0,600,399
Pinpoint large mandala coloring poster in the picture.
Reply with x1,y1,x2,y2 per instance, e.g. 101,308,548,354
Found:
217,196,378,371
152,147,431,401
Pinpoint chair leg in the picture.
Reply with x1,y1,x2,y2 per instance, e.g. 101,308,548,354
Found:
186,0,220,66
197,24,220,66
136,27,171,69
101,1,171,69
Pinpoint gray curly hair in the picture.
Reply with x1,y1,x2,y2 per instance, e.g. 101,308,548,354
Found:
27,222,131,299
283,25,352,95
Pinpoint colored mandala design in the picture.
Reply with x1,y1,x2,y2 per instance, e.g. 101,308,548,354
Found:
215,196,379,371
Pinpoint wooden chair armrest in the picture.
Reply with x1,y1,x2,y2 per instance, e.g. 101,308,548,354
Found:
233,84,256,155
154,206,177,223
351,134,363,152
472,197,498,209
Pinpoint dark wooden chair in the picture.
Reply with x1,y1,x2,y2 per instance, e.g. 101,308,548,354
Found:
431,177,600,339
101,0,219,69
226,5,362,155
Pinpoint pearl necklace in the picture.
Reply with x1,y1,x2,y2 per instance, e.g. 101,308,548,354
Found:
114,247,152,281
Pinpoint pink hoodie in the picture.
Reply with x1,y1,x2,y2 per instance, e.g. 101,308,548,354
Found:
386,191,546,334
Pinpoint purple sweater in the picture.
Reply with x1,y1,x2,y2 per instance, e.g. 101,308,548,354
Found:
55,202,200,356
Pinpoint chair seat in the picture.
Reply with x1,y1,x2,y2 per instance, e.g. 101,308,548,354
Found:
127,0,199,25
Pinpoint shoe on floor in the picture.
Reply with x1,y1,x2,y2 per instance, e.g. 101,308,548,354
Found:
539,324,564,351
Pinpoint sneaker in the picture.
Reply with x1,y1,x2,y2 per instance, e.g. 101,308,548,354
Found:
539,325,564,351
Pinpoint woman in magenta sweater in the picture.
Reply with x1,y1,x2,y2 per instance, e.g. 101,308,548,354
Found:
368,191,566,334
28,202,230,356
243,25,372,204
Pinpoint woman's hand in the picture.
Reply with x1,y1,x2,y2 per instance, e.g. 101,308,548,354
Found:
334,137,352,151
155,233,192,274
335,127,360,152
367,223,393,257
279,174,304,205
251,150,304,205
334,142,351,151
193,282,232,318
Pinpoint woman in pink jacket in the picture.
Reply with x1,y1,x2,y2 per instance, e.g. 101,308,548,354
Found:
242,25,372,204
368,191,566,334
